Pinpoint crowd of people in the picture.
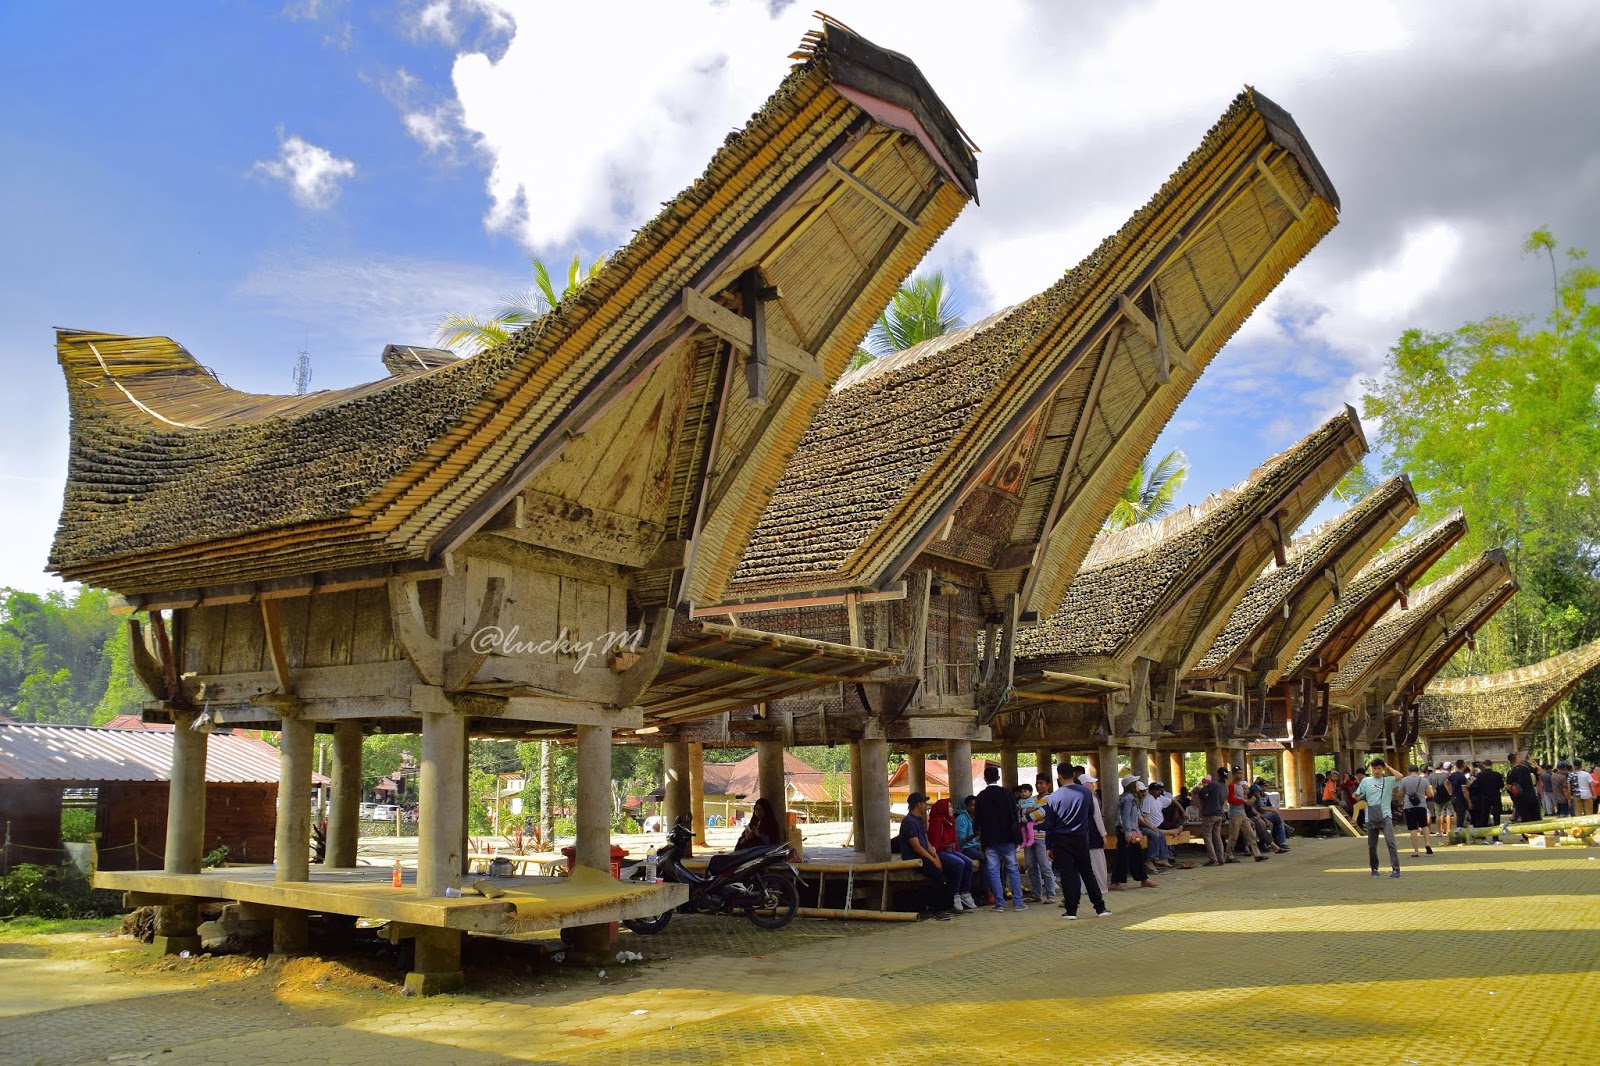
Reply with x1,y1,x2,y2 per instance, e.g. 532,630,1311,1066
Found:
894,751,1598,920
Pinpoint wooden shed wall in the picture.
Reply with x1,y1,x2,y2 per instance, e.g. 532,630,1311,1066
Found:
97,782,279,871
0,782,66,869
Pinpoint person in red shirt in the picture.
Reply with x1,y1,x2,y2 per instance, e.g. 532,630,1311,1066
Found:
927,798,977,910
1225,766,1267,861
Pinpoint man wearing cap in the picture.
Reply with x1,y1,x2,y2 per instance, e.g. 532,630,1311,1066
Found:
1194,770,1229,865
1225,766,1267,861
1112,776,1158,891
1355,758,1401,877
1042,761,1110,919
896,792,953,920
1139,780,1176,869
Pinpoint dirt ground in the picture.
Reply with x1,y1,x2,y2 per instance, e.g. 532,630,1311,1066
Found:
4,837,1598,1065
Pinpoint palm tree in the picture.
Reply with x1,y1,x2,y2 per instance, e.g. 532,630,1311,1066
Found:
435,253,605,355
1104,449,1190,531
846,271,963,372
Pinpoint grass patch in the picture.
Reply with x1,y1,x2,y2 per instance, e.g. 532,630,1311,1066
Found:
0,915,122,937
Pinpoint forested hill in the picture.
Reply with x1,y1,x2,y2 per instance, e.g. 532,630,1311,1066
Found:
0,587,144,724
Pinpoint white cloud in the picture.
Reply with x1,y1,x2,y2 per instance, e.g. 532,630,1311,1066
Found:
404,107,458,154
411,0,455,43
253,131,358,209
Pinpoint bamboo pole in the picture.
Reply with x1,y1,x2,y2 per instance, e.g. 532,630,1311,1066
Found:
797,906,916,922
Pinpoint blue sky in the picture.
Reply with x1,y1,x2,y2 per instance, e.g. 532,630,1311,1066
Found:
4,2,1599,596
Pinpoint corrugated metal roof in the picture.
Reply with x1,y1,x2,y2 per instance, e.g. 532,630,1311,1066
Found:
0,723,326,785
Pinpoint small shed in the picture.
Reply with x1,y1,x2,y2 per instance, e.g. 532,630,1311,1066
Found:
0,722,325,871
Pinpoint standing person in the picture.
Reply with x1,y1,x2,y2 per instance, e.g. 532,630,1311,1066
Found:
1110,777,1158,891
1447,761,1470,836
1042,761,1111,920
1226,766,1267,861
896,792,953,921
1195,772,1229,865
1571,761,1596,817
926,798,977,911
1356,758,1401,878
1017,783,1057,904
974,765,1026,912
1397,764,1433,857
1076,768,1110,895
1505,752,1540,825
1472,760,1505,830
1538,762,1558,817
1429,763,1454,834
1554,763,1573,818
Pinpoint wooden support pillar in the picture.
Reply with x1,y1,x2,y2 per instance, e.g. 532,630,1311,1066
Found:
663,741,691,831
688,742,707,848
418,702,465,898
1130,746,1154,784
1280,749,1297,806
1167,752,1187,792
1097,744,1121,832
946,740,974,803
1084,752,1099,778
1000,749,1018,791
907,751,927,796
849,742,865,852
757,740,788,836
154,709,206,956
859,736,892,862
1294,747,1316,807
275,715,313,883
1035,749,1054,786
326,721,361,868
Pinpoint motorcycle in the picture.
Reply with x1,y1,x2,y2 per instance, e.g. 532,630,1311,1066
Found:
623,818,801,933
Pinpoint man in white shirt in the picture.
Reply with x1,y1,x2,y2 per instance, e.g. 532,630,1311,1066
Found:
1572,762,1596,817
1139,782,1175,869
1356,758,1400,878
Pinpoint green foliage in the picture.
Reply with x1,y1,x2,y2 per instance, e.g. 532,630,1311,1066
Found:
1359,231,1600,749
1104,449,1190,531
866,272,963,357
202,844,230,868
59,808,96,844
789,746,849,774
0,864,123,920
0,587,124,724
361,733,419,790
435,253,606,356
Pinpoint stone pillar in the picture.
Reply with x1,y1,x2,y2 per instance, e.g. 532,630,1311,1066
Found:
564,723,616,960
1001,749,1018,791
1085,752,1100,779
905,751,925,797
849,742,864,852
859,736,892,862
1097,744,1121,832
326,721,362,868
946,739,974,804
1205,746,1229,779
756,740,788,834
662,741,691,831
154,708,207,956
1168,752,1187,792
406,927,464,996
418,704,465,897
276,716,313,883
1035,749,1054,786
688,742,707,848
1130,746,1154,784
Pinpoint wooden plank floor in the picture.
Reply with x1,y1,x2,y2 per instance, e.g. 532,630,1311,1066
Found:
95,865,686,933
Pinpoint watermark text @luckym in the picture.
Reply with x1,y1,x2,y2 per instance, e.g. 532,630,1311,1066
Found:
469,625,646,673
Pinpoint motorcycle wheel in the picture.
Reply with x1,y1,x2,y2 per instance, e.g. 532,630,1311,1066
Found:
746,871,800,930
622,911,672,935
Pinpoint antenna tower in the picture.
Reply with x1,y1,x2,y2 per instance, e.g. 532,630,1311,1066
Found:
292,350,312,395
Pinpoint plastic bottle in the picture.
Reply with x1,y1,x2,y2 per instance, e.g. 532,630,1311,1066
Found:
392,858,403,888
645,853,658,883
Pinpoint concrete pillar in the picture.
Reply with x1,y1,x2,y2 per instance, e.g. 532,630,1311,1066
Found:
1130,746,1154,784
574,725,612,873
326,722,361,868
757,740,788,834
688,742,707,848
406,926,464,997
907,751,927,796
1168,752,1187,792
165,709,207,875
662,741,691,831
946,740,974,803
1035,749,1054,786
275,715,313,883
1097,744,1121,832
418,705,465,897
1280,749,1297,807
849,742,864,852
1001,749,1018,791
1084,752,1099,778
859,736,892,862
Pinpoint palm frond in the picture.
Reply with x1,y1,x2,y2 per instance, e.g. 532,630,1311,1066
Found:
867,272,963,356
1102,448,1190,530
434,313,512,357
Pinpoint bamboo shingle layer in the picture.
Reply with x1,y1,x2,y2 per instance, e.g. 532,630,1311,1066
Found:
1190,474,1417,681
1417,636,1600,736
725,88,1339,614
1014,408,1363,671
49,24,978,602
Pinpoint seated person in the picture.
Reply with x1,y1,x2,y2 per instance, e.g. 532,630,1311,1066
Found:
736,797,784,850
897,792,953,920
927,798,977,910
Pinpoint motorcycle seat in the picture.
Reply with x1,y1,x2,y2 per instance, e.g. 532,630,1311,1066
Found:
705,846,772,877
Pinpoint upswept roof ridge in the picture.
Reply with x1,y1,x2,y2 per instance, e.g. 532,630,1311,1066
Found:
1193,474,1415,675
1015,409,1359,663
1283,508,1465,678
728,87,1339,599
1418,636,1600,736
50,24,979,596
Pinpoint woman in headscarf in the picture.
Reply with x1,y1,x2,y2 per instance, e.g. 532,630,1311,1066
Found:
927,798,977,910
954,795,989,902
736,797,783,850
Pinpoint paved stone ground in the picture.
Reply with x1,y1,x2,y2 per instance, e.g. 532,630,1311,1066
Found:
5,838,1597,1065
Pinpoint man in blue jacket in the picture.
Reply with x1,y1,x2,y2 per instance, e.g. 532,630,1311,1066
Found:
1042,763,1110,920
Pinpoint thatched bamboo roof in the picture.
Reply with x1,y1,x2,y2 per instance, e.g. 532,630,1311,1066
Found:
1418,636,1600,736
1190,475,1416,681
1329,549,1513,703
49,24,979,600
1015,408,1363,672
725,87,1339,611
1281,509,1465,681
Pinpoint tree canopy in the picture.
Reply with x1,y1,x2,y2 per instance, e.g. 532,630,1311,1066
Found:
1104,449,1190,531
847,271,964,371
1358,230,1600,751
